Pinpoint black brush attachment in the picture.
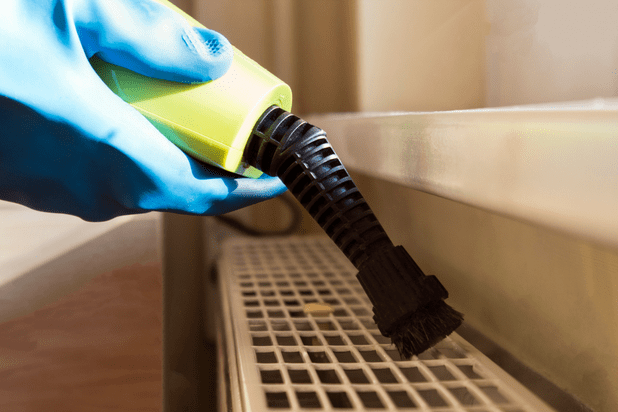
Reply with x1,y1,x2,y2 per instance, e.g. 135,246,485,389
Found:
356,245,464,358
244,106,463,358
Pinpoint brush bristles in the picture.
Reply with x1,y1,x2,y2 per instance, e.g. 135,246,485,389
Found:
389,300,463,359
356,245,463,358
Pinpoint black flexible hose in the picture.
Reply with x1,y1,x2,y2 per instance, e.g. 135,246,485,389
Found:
244,106,393,269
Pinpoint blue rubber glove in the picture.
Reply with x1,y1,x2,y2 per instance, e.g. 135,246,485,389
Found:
0,0,286,221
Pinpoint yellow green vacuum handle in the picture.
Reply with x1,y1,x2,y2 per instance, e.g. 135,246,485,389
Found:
91,0,292,178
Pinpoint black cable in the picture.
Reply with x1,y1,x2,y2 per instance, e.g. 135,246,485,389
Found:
214,192,302,237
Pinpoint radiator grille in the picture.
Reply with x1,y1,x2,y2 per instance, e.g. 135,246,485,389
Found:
218,236,554,411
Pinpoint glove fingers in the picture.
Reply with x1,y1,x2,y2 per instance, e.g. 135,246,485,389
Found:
75,0,232,83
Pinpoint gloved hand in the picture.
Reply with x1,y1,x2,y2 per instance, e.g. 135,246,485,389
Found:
0,0,287,221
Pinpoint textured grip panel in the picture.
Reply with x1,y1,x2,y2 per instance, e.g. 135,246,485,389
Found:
244,106,393,268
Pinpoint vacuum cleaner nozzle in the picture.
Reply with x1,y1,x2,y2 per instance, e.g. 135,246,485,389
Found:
245,106,463,358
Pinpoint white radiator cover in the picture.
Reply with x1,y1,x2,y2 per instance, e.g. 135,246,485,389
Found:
218,236,554,411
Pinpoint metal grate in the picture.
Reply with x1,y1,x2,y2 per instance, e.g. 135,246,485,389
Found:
218,236,555,411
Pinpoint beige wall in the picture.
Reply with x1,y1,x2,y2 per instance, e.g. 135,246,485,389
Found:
485,0,618,107
191,0,488,113
356,0,487,111
182,0,618,110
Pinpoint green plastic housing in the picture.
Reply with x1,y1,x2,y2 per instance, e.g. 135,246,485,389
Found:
91,0,292,177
